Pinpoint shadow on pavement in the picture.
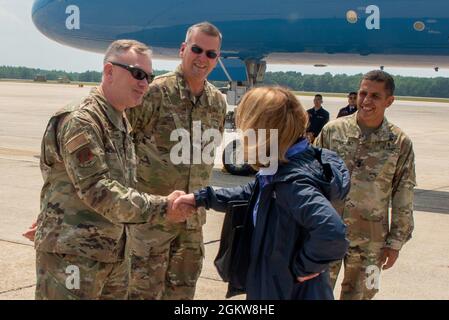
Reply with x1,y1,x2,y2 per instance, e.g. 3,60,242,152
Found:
414,188,449,214
210,169,449,215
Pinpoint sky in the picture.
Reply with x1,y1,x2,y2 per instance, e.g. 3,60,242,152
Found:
1,0,449,77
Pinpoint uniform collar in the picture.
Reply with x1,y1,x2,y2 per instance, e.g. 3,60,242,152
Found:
256,139,309,182
347,105,356,111
175,65,213,107
370,116,392,142
90,87,130,133
347,111,392,142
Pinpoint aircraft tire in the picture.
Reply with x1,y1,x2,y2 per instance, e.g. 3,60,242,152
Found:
221,140,256,176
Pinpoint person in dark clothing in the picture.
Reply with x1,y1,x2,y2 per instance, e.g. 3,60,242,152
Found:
337,92,358,118
306,94,330,143
174,87,350,300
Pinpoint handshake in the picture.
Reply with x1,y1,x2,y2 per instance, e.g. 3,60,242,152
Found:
23,191,198,242
166,191,197,223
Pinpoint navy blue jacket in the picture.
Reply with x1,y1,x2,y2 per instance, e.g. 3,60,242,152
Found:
306,107,330,137
195,146,350,300
337,105,357,118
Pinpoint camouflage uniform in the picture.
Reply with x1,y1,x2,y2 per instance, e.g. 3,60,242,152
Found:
35,87,167,300
126,65,227,300
315,112,416,300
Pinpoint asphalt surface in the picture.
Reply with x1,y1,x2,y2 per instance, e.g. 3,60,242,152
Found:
0,82,448,300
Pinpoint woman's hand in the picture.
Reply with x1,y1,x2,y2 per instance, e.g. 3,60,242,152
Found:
297,273,320,283
166,190,195,223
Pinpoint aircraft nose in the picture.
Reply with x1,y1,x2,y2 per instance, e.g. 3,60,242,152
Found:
31,0,54,16
31,0,59,39
30,0,108,53
30,0,189,53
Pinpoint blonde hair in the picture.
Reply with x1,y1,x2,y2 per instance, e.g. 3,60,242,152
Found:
236,86,308,167
103,39,152,64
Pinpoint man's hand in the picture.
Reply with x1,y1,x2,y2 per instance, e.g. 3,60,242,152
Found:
381,248,399,270
173,193,196,210
22,221,37,242
297,273,320,283
166,191,195,223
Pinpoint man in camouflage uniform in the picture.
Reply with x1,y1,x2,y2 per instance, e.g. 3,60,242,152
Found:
315,70,416,300
126,22,227,300
33,40,190,300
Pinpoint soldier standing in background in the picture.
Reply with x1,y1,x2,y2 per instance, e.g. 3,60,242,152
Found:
32,40,191,300
315,70,416,300
306,94,329,143
337,92,358,118
126,22,227,300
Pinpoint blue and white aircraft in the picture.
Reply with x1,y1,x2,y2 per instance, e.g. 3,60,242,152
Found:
31,0,449,174
32,0,449,101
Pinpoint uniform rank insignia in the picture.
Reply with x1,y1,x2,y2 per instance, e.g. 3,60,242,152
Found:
76,147,95,165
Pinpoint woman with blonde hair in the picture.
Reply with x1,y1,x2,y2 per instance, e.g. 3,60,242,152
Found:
174,86,349,300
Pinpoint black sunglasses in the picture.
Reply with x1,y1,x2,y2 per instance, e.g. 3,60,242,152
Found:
109,61,155,83
190,45,218,59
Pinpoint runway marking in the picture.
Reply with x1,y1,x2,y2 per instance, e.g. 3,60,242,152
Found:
0,284,35,296
415,185,449,193
199,275,223,282
0,239,33,247
0,157,39,164
204,239,220,245
0,147,39,157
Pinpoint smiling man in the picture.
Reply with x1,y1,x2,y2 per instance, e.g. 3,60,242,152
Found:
315,70,416,300
126,22,227,300
33,40,190,300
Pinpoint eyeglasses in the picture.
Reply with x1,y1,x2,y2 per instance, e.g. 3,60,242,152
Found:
109,61,155,83
190,44,218,59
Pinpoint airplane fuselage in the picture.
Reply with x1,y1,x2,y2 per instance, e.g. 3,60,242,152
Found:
32,0,449,67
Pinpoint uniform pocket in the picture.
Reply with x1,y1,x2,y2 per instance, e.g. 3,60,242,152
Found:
147,247,170,296
38,270,80,300
36,252,104,300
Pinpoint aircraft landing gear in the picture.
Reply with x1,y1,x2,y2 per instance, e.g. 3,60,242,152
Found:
217,58,267,176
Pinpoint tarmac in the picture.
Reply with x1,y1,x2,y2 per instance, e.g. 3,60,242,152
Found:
0,81,448,300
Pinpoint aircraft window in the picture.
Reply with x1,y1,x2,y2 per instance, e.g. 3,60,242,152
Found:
414,21,425,32
346,10,358,24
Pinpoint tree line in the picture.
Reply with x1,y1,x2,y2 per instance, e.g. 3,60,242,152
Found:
0,66,102,82
0,66,168,83
263,71,449,98
1,66,449,98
